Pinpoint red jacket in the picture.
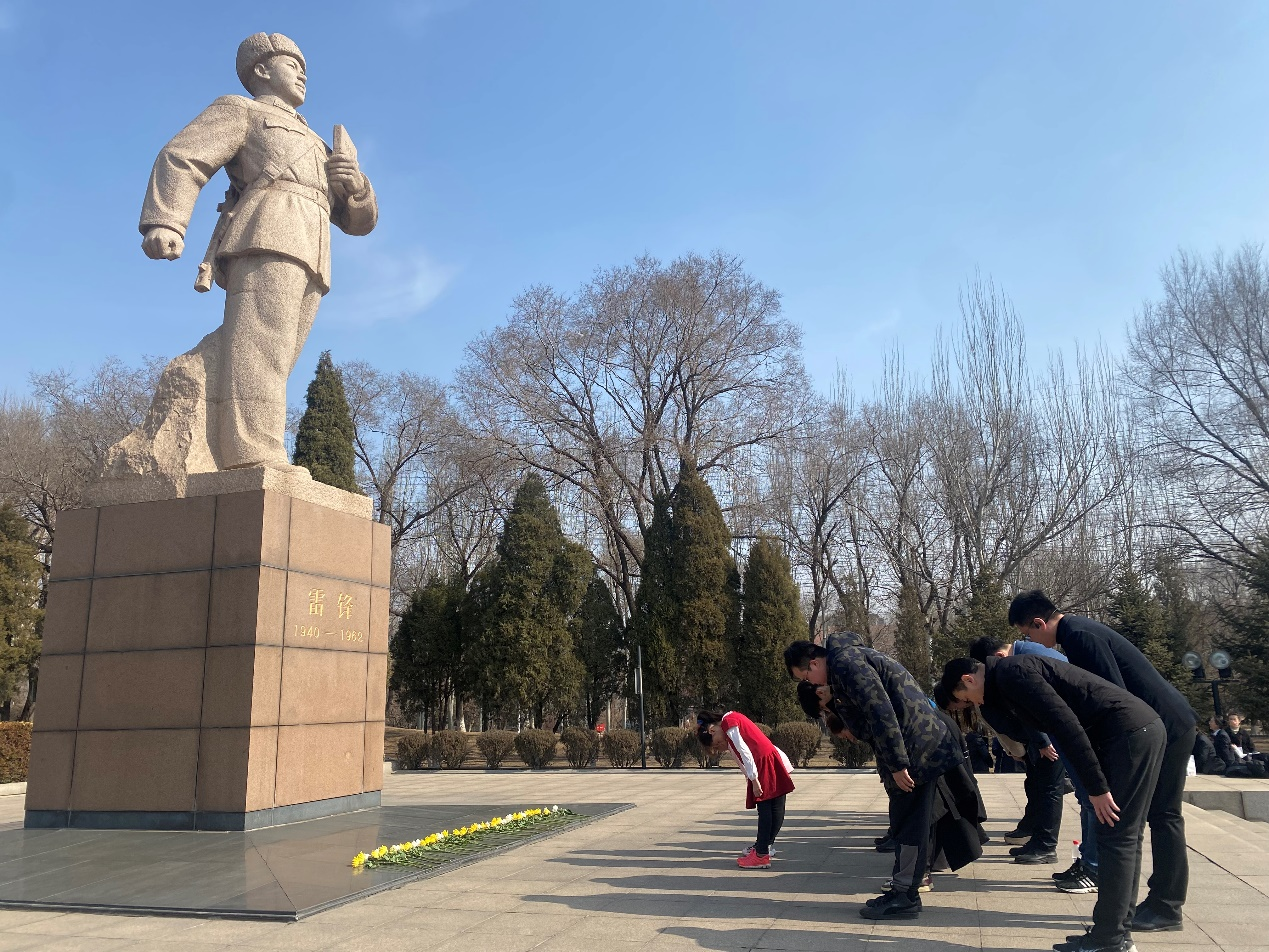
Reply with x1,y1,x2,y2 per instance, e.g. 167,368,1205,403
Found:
721,711,796,808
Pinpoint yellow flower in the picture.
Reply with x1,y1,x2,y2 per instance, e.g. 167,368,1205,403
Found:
352,852,367,868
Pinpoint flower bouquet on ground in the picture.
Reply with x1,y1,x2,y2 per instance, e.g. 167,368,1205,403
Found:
352,806,580,870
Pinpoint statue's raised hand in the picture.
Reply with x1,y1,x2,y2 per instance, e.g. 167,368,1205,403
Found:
142,226,185,260
326,154,366,200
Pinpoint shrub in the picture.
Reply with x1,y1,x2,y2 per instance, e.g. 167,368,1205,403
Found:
650,726,690,767
771,722,822,768
476,730,517,768
432,730,470,769
561,727,601,768
830,734,873,768
602,728,642,767
396,731,431,769
682,730,723,768
0,723,31,783
514,728,559,769
754,722,773,738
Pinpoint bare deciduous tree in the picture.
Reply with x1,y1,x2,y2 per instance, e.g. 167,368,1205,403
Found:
1127,245,1269,564
458,251,813,613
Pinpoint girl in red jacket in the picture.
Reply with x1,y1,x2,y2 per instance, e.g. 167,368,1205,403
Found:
697,710,796,869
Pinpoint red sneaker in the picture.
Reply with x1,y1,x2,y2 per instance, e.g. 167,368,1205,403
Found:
737,849,770,869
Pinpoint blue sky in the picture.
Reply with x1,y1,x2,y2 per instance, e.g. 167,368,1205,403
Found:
3,2,1269,405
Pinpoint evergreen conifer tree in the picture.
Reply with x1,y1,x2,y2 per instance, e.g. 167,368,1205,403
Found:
671,461,741,711
737,537,804,725
1222,541,1269,722
939,566,1010,674
0,505,41,717
1108,567,1187,689
471,475,589,728
293,351,359,493
1153,555,1211,707
389,577,465,729
893,580,931,689
834,576,871,644
575,571,626,728
631,493,682,724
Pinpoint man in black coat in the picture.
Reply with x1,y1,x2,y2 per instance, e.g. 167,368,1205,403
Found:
1008,590,1196,932
1226,712,1257,754
942,654,1165,952
787,634,963,921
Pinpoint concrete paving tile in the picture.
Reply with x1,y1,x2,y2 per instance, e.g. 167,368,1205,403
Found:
176,917,293,945
752,925,882,951
428,933,548,952
0,934,71,952
1193,922,1269,945
462,911,586,937
0,938,133,952
5,911,134,936
0,909,74,929
532,937,649,952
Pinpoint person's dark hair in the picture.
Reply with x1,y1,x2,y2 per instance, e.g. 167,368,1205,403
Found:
1007,589,1058,627
797,680,825,719
784,640,827,677
968,636,1005,663
696,710,722,748
939,658,982,699
932,682,954,711
825,712,846,735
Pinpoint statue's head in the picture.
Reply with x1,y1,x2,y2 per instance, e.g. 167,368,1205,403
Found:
236,33,307,107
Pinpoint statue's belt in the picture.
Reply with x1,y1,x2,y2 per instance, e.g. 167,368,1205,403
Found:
254,179,331,213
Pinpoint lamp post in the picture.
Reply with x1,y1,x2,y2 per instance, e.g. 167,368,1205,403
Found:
635,645,647,769
1183,650,1235,720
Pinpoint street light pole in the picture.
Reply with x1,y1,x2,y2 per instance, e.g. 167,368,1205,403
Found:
636,645,647,769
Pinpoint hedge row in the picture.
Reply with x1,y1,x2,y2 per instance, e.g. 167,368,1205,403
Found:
394,722,864,770
0,723,31,783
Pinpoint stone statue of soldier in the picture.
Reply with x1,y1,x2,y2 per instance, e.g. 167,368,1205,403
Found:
91,32,377,500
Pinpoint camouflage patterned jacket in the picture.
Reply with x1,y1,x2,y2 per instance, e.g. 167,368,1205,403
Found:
825,631,963,785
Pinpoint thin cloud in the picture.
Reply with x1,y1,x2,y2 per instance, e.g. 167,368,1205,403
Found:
327,244,457,327
391,0,471,28
853,310,901,341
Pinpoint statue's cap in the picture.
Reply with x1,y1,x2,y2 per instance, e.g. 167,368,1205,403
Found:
235,33,305,91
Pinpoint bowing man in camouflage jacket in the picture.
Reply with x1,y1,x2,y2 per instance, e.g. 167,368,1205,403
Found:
786,634,963,920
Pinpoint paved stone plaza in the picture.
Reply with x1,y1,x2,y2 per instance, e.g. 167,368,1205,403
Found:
0,769,1264,951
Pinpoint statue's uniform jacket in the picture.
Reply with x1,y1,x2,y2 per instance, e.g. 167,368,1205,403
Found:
134,94,378,469
139,94,378,294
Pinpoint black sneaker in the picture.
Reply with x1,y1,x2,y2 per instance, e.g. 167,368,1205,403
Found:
1003,828,1032,845
873,834,892,845
860,891,921,920
1053,859,1085,882
874,837,897,853
1056,869,1097,894
1053,937,1135,952
1129,905,1183,932
1013,847,1058,864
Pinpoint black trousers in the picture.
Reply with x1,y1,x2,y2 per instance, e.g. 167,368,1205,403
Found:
755,795,786,854
1019,748,1065,852
1142,726,1194,918
889,778,939,899
1090,719,1166,946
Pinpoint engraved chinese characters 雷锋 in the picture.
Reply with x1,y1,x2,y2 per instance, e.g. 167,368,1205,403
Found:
88,32,378,503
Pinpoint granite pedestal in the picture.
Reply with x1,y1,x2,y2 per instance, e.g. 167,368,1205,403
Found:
24,487,391,831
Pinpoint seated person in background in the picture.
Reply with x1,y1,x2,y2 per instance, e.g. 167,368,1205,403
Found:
1226,712,1256,755
1192,728,1227,775
1209,716,1240,769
